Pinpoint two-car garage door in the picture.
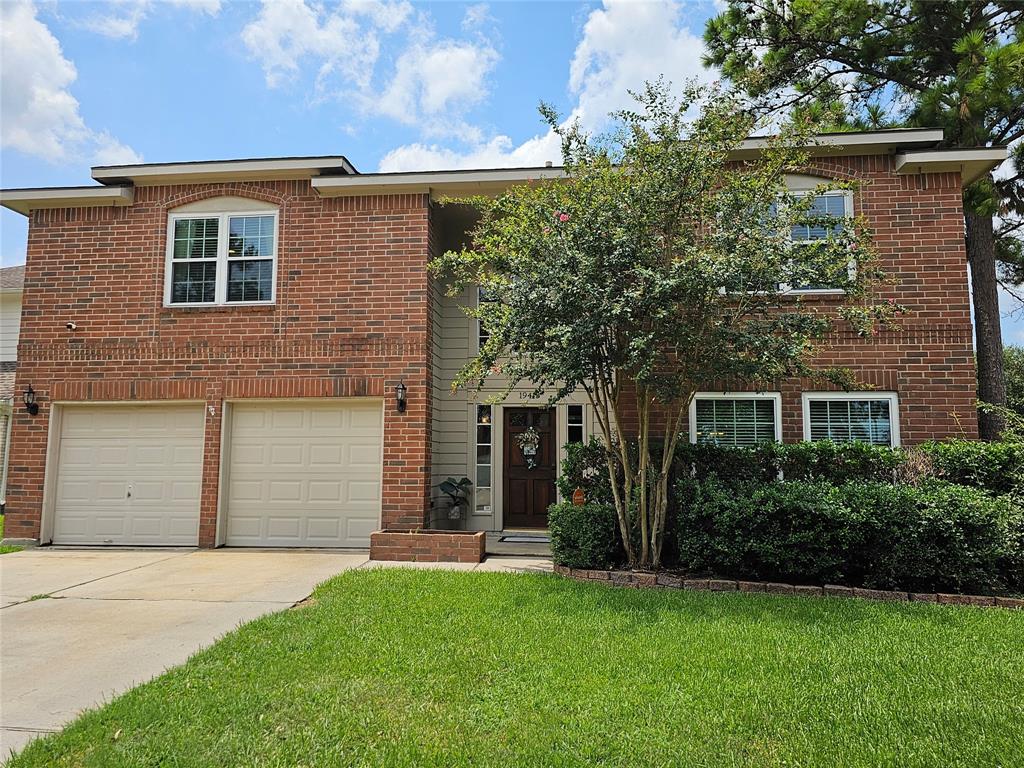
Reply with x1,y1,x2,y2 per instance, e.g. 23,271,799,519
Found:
50,401,382,548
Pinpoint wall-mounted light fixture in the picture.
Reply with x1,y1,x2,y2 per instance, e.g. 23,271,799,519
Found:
395,381,407,413
23,385,38,416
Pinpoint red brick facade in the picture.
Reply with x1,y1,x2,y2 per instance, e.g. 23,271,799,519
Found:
4,181,435,545
369,529,486,563
2,153,979,545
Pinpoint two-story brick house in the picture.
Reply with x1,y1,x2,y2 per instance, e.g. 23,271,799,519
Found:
0,129,1005,549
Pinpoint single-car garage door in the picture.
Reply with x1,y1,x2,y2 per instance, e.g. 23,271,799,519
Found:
225,401,382,547
52,405,204,545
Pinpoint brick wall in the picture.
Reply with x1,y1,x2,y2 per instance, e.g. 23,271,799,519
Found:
617,156,978,442
369,529,486,563
3,155,979,544
5,181,434,545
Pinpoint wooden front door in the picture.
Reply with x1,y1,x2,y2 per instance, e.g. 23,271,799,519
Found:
503,407,556,529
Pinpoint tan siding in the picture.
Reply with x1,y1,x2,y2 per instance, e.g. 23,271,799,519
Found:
0,292,21,362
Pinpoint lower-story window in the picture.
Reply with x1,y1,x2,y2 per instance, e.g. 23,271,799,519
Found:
689,393,781,447
802,392,899,447
475,405,492,514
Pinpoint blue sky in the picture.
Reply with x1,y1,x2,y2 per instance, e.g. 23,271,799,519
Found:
0,0,1020,343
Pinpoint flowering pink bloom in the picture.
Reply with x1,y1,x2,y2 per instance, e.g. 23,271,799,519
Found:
559,213,569,223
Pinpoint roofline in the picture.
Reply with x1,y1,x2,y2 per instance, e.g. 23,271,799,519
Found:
312,166,568,199
91,155,358,186
895,147,1008,185
0,186,134,216
732,128,945,159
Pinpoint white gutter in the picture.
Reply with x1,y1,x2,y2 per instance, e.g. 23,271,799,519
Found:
0,186,134,216
92,156,357,186
895,147,1008,186
312,166,568,199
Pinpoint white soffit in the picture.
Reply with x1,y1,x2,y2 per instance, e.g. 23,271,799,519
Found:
91,156,357,186
0,186,134,216
895,147,1009,186
312,166,568,199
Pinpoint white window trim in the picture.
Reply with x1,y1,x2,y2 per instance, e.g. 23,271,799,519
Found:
689,391,783,445
801,391,901,447
164,208,279,307
781,189,855,295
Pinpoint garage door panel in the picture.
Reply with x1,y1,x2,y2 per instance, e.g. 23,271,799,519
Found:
226,401,382,547
52,405,203,546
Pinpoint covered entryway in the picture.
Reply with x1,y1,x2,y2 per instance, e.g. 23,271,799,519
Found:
502,407,556,529
223,400,382,547
51,404,204,545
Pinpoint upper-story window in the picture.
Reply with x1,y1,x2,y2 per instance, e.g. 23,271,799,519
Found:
165,207,278,306
477,287,495,350
781,190,854,293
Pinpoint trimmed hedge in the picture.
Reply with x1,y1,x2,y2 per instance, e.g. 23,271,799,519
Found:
548,502,622,570
674,477,1024,595
918,440,1023,495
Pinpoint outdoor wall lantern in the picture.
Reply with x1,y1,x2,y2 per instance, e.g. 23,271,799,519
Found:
23,385,38,416
395,381,407,413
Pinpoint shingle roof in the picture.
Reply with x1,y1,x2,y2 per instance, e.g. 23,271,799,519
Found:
0,264,24,291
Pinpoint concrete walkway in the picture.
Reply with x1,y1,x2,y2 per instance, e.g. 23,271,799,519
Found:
0,548,550,760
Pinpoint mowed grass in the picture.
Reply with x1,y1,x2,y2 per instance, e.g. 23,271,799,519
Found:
0,514,22,554
12,569,1024,768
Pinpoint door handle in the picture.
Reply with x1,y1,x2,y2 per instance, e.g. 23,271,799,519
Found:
127,484,133,499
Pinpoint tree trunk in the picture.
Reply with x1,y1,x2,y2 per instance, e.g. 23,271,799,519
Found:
964,205,1007,440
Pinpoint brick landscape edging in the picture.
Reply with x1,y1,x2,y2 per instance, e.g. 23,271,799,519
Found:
551,565,1024,609
370,530,486,564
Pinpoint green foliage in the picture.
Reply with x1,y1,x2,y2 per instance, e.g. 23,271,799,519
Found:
548,502,622,570
1006,346,1024,417
919,439,1024,495
768,440,904,484
438,477,472,505
675,477,850,584
433,80,899,568
675,478,1024,595
555,439,615,505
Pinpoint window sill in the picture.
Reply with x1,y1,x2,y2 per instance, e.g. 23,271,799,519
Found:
160,303,276,314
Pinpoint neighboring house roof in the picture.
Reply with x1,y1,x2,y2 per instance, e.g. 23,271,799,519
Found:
0,264,24,292
0,129,1008,214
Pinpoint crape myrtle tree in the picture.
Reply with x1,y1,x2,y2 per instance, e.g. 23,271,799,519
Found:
704,0,1024,439
431,82,901,569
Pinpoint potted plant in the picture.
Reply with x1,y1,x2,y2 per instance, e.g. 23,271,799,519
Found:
439,477,473,521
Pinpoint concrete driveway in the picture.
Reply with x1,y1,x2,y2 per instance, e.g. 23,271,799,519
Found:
0,548,366,760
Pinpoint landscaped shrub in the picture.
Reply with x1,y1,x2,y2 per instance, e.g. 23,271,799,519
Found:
769,440,904,484
918,439,1023,495
556,438,614,504
548,502,622,569
674,477,1024,595
672,443,778,486
675,477,851,584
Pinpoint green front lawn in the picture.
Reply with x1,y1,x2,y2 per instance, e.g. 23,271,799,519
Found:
0,513,22,554
14,569,1024,768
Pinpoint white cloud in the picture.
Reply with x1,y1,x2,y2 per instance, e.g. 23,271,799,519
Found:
0,0,141,165
242,0,497,140
379,132,561,172
78,0,221,42
372,38,498,139
379,0,715,171
242,0,410,90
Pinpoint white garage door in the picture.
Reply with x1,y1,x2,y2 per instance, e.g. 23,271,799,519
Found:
52,405,204,545
225,401,382,547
